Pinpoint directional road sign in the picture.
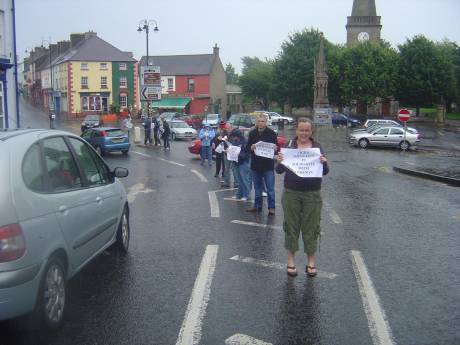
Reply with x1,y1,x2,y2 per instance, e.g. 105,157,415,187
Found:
141,86,162,101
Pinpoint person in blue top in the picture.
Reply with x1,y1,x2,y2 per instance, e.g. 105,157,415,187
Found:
199,124,216,166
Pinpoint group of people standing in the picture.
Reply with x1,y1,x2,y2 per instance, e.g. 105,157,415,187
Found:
142,116,170,150
206,114,329,278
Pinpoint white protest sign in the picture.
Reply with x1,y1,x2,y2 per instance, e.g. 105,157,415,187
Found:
227,145,241,162
254,141,276,159
215,143,225,153
280,148,323,178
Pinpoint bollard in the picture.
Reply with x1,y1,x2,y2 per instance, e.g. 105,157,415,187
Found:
134,126,141,143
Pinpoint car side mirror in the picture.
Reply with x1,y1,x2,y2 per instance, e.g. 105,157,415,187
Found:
113,167,129,178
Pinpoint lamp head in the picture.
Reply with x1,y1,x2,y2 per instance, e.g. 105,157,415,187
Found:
154,26,159,32
137,26,142,32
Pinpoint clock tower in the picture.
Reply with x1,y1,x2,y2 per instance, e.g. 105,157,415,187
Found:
346,0,382,45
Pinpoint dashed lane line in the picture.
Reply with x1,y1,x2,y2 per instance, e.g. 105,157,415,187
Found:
229,255,338,280
208,191,220,218
131,150,151,158
323,201,343,224
230,220,282,231
158,157,186,167
176,245,219,345
351,250,395,345
225,334,272,345
437,130,445,137
191,169,208,183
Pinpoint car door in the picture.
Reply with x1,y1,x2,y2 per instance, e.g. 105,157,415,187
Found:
67,137,122,262
81,128,94,146
388,127,405,145
370,128,390,145
41,136,99,270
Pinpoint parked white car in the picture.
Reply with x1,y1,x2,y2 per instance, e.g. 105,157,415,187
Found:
363,119,418,134
349,126,420,150
170,120,197,140
268,112,294,124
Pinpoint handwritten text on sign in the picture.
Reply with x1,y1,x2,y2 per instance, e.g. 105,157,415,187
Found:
255,141,276,159
227,145,241,162
280,148,323,178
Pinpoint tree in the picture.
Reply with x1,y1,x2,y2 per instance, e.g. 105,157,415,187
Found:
272,28,324,108
225,63,238,84
337,42,400,107
238,57,274,109
437,40,460,111
397,35,456,115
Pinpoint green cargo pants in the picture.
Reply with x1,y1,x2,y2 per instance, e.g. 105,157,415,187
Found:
281,188,322,254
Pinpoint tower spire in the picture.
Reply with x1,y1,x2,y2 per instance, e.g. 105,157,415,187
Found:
313,37,329,109
346,0,382,45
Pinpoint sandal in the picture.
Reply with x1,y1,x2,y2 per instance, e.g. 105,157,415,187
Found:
287,266,298,277
306,265,318,277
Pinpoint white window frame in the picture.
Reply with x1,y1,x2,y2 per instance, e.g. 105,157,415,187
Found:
119,63,127,70
80,62,88,70
100,62,108,70
0,82,4,128
81,76,88,89
187,78,195,92
119,76,127,88
100,76,107,89
168,78,174,90
119,94,127,108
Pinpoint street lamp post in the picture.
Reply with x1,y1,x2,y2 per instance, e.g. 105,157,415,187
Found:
137,19,159,116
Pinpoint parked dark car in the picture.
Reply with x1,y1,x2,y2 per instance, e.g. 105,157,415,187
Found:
331,112,362,127
81,114,104,132
81,127,130,155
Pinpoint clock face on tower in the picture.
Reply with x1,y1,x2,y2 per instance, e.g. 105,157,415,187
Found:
358,32,370,42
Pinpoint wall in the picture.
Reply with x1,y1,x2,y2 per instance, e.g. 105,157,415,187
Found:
209,56,227,117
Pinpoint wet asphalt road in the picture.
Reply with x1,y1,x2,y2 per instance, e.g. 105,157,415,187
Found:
1,102,459,345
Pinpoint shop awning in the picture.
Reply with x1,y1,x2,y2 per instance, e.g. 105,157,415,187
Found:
151,97,191,109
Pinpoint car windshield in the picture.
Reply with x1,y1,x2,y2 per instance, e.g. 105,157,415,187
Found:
206,114,219,120
105,129,125,137
172,122,190,128
85,115,99,121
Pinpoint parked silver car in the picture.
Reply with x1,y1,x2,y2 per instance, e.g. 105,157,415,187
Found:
363,119,418,134
0,129,130,329
349,126,420,150
170,120,197,140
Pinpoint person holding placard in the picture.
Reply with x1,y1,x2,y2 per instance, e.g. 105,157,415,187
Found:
275,118,329,278
246,114,278,215
211,127,227,178
228,127,250,200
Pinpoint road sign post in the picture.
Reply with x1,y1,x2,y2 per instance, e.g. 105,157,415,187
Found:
398,109,411,152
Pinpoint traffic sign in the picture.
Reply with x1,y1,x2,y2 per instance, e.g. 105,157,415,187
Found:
398,108,411,122
141,86,162,101
141,66,161,86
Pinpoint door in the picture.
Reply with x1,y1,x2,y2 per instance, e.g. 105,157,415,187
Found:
102,97,108,112
369,128,390,145
388,127,405,145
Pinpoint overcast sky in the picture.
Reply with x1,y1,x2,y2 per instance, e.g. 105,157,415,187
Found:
16,0,460,72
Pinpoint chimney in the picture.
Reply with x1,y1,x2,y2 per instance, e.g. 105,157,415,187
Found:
70,33,86,47
50,44,59,61
213,44,219,56
123,51,134,58
58,40,71,54
85,31,97,39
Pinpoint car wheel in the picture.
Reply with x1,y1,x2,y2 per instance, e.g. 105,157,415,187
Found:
35,256,67,330
115,206,130,253
121,150,129,155
358,138,369,148
96,146,103,156
284,119,289,125
399,141,410,150
171,133,176,141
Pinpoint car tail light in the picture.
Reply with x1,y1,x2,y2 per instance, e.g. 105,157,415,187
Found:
101,131,107,137
0,223,26,262
417,134,421,139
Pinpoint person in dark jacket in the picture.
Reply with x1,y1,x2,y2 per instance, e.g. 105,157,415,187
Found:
143,116,152,145
275,117,329,278
228,127,250,200
161,117,171,150
153,117,160,146
246,114,278,215
212,128,227,177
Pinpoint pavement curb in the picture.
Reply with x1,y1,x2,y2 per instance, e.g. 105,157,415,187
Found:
393,167,460,187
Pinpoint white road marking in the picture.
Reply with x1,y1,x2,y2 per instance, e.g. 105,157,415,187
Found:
323,201,343,224
224,197,253,203
159,157,185,167
453,145,460,151
126,182,155,203
208,191,220,218
176,245,219,345
209,187,237,193
191,169,208,182
230,255,338,279
131,150,151,158
437,130,445,136
225,333,272,345
351,250,395,345
230,220,282,231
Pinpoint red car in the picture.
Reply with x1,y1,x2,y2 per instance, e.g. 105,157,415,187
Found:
185,114,204,129
188,134,287,155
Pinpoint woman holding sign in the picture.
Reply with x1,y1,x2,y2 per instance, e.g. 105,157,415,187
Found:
275,118,329,277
